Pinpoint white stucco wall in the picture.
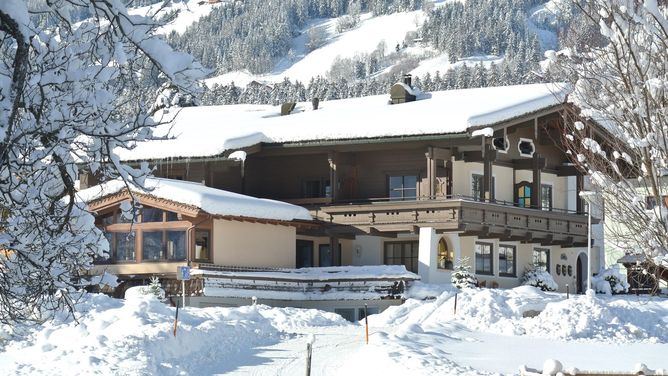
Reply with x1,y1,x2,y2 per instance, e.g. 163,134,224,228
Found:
213,219,296,268
351,235,383,266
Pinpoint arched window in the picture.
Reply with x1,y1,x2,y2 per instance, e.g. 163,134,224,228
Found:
515,181,532,208
437,238,453,269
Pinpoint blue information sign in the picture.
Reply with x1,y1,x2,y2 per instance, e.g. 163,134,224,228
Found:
176,266,190,281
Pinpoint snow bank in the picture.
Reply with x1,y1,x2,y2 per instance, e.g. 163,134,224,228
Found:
77,177,312,221
0,294,350,375
370,287,668,344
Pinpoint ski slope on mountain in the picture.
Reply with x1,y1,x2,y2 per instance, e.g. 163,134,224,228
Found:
128,0,221,36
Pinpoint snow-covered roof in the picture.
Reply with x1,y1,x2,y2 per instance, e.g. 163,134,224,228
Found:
117,83,570,161
77,178,312,222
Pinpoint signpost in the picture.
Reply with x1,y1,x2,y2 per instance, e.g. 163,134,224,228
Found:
176,266,190,309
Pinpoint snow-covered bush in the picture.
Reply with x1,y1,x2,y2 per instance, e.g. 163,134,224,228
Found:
522,268,558,292
451,257,478,289
592,268,629,295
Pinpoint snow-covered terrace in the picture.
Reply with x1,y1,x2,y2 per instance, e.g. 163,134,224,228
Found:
77,177,311,222
117,83,570,162
192,265,420,301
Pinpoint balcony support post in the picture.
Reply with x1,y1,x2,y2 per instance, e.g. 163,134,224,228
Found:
533,152,542,209
418,227,436,283
483,143,495,201
425,147,436,199
328,152,337,202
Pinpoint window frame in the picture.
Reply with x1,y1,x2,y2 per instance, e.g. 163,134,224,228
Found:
515,181,532,208
541,184,553,211
437,238,454,270
498,244,516,277
533,248,551,273
475,242,493,275
195,229,212,263
388,174,418,201
384,241,419,273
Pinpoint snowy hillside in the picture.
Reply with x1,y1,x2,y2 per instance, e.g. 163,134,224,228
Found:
1,288,666,375
142,0,569,99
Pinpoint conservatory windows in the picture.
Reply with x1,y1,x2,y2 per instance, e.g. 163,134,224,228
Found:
388,175,417,200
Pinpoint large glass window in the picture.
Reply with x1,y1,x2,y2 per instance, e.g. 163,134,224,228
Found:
384,241,418,273
140,230,186,262
472,174,495,201
437,238,453,270
195,230,211,262
533,248,550,272
475,242,493,275
167,231,186,261
142,231,163,261
389,175,417,200
115,232,136,262
498,245,516,277
541,184,553,211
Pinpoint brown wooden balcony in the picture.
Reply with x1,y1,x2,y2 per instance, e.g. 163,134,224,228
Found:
305,196,592,247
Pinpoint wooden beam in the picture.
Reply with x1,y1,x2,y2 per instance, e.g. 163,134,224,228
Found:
557,164,581,176
512,157,546,170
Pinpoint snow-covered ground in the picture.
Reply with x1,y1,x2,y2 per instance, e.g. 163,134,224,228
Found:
128,0,222,36
1,286,666,375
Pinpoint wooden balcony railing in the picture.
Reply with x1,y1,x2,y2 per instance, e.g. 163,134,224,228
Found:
306,196,591,246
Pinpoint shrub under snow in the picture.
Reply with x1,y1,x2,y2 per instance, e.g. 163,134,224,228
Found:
522,268,558,292
451,257,478,289
592,267,629,295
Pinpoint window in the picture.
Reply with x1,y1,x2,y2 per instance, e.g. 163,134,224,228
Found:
389,175,417,200
498,245,516,277
195,230,211,262
334,308,356,322
475,242,493,275
493,136,509,153
384,241,418,273
516,181,532,208
472,174,495,201
541,184,553,211
115,232,136,262
319,243,341,267
142,208,164,222
437,238,453,270
296,240,314,268
358,307,379,321
518,138,535,157
533,248,550,272
141,230,186,261
303,179,330,198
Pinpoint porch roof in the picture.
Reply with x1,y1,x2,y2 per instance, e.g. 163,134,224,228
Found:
116,83,570,162
77,178,312,222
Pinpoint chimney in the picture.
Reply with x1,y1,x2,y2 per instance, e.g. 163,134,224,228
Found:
312,97,320,110
403,74,412,88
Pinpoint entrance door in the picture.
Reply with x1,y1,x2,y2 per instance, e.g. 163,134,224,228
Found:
576,253,587,294
319,243,341,267
296,240,314,268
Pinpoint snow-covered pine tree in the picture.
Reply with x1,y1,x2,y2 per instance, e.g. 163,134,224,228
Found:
0,0,202,323
451,257,478,289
